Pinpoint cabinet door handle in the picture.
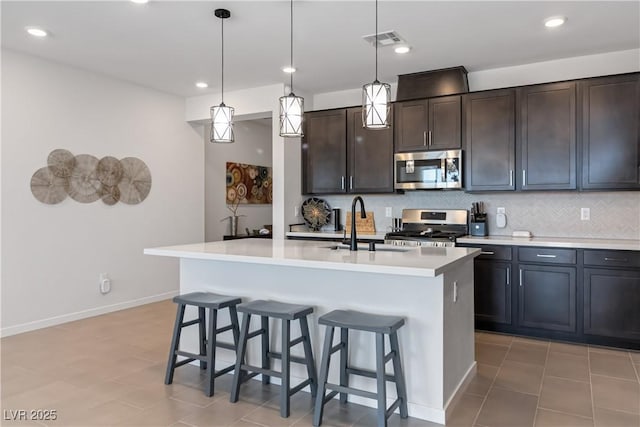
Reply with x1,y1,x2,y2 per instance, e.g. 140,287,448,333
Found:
428,130,433,146
480,251,495,255
509,170,513,187
522,169,526,185
604,257,628,262
536,254,557,258
423,131,427,146
506,267,510,286
350,176,354,190
341,176,345,190
519,269,523,287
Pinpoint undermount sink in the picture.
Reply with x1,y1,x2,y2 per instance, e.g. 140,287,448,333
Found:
321,244,410,253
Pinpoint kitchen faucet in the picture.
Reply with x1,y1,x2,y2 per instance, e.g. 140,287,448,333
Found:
350,196,366,251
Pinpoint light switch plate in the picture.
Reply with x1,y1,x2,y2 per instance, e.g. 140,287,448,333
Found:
385,207,393,217
581,207,590,221
497,207,506,214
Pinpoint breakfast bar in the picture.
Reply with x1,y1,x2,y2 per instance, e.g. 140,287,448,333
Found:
145,239,480,424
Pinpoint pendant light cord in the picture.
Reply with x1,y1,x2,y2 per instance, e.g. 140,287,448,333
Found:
290,0,294,92
375,0,378,81
221,15,225,103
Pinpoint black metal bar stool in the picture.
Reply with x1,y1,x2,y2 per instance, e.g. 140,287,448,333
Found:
230,300,318,418
313,309,408,427
165,292,241,397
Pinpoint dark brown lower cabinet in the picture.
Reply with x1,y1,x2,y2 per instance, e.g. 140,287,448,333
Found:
517,264,577,333
584,268,640,341
474,260,512,325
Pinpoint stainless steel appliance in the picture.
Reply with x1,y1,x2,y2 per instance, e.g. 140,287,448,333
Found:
384,209,468,247
394,150,462,190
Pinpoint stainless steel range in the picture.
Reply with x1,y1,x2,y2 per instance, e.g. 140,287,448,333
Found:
384,209,469,247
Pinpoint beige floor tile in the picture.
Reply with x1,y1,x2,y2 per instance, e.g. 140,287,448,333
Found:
592,374,640,414
475,387,538,427
180,399,259,427
589,352,637,380
549,341,589,357
475,343,509,367
354,412,441,426
588,345,631,356
120,397,199,426
505,342,549,367
465,364,499,397
594,407,640,427
545,351,590,382
231,420,270,427
631,351,640,363
475,332,513,346
539,376,593,418
294,400,374,427
446,393,484,427
512,336,550,347
534,409,594,427
493,359,544,395
242,392,314,426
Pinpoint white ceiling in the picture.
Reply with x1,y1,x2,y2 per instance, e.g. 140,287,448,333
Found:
2,1,639,98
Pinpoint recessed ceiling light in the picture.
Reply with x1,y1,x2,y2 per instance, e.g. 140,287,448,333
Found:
394,46,411,54
195,82,208,89
544,16,567,28
282,66,296,74
26,27,48,37
131,0,149,3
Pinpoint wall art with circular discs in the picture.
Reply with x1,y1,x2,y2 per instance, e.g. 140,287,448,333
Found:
30,149,152,205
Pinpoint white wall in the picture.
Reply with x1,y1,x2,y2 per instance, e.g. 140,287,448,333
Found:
205,119,273,241
1,49,204,336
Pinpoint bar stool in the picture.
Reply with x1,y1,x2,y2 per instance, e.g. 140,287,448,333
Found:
313,309,408,427
230,300,318,418
165,292,241,397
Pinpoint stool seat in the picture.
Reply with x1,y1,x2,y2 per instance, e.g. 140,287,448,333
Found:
173,292,241,309
319,310,405,334
237,300,313,320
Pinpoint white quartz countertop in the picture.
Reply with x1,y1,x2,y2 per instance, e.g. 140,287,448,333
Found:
457,236,640,251
286,231,387,240
144,239,480,278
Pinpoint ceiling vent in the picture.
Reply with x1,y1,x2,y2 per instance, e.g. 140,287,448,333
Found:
362,30,405,47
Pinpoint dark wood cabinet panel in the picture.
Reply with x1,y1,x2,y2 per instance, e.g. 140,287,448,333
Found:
301,109,347,194
428,95,461,150
464,89,516,191
581,74,640,189
518,247,577,265
584,268,640,341
347,107,394,193
517,264,577,333
519,82,577,190
395,96,461,152
584,249,640,269
394,100,428,152
475,260,512,325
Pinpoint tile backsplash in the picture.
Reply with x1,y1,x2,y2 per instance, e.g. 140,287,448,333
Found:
311,191,640,240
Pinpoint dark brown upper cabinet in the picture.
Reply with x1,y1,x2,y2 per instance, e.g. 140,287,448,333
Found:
464,89,516,191
580,74,640,190
301,107,394,195
518,82,577,190
394,95,461,152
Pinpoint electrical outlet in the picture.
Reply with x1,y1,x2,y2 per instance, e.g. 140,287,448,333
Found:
294,206,299,217
385,207,393,217
581,207,590,221
99,273,111,294
497,207,506,214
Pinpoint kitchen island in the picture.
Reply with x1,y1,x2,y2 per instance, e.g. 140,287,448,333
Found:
145,239,480,424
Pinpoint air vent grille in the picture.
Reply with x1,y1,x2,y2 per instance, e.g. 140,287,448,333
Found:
362,31,405,47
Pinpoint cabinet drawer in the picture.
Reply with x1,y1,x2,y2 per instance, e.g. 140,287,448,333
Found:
584,250,640,269
518,247,576,265
471,245,512,261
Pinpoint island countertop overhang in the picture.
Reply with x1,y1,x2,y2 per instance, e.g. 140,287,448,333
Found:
144,239,480,278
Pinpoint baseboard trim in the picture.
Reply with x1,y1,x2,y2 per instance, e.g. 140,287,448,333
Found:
1,291,178,337
444,361,478,423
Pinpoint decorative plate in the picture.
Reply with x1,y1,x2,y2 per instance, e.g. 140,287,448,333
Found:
301,198,331,231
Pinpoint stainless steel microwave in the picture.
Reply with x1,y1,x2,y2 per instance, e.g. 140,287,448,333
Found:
394,150,463,190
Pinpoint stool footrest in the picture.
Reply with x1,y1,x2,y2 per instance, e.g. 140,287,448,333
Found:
289,336,304,347
241,365,281,379
267,352,308,366
326,383,377,400
181,319,200,327
384,350,395,364
216,324,234,334
322,390,339,404
213,364,235,378
175,358,197,367
289,378,312,396
386,398,402,418
329,343,344,355
246,328,266,340
216,341,236,351
176,350,206,361
346,366,396,383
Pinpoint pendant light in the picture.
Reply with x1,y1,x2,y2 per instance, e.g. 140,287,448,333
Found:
362,0,390,129
279,0,304,137
210,8,234,143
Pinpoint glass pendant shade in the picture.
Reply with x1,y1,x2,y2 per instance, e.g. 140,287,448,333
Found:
279,93,304,137
210,102,235,143
362,80,391,129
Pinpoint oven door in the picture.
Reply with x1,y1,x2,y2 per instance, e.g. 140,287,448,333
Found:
394,150,462,190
